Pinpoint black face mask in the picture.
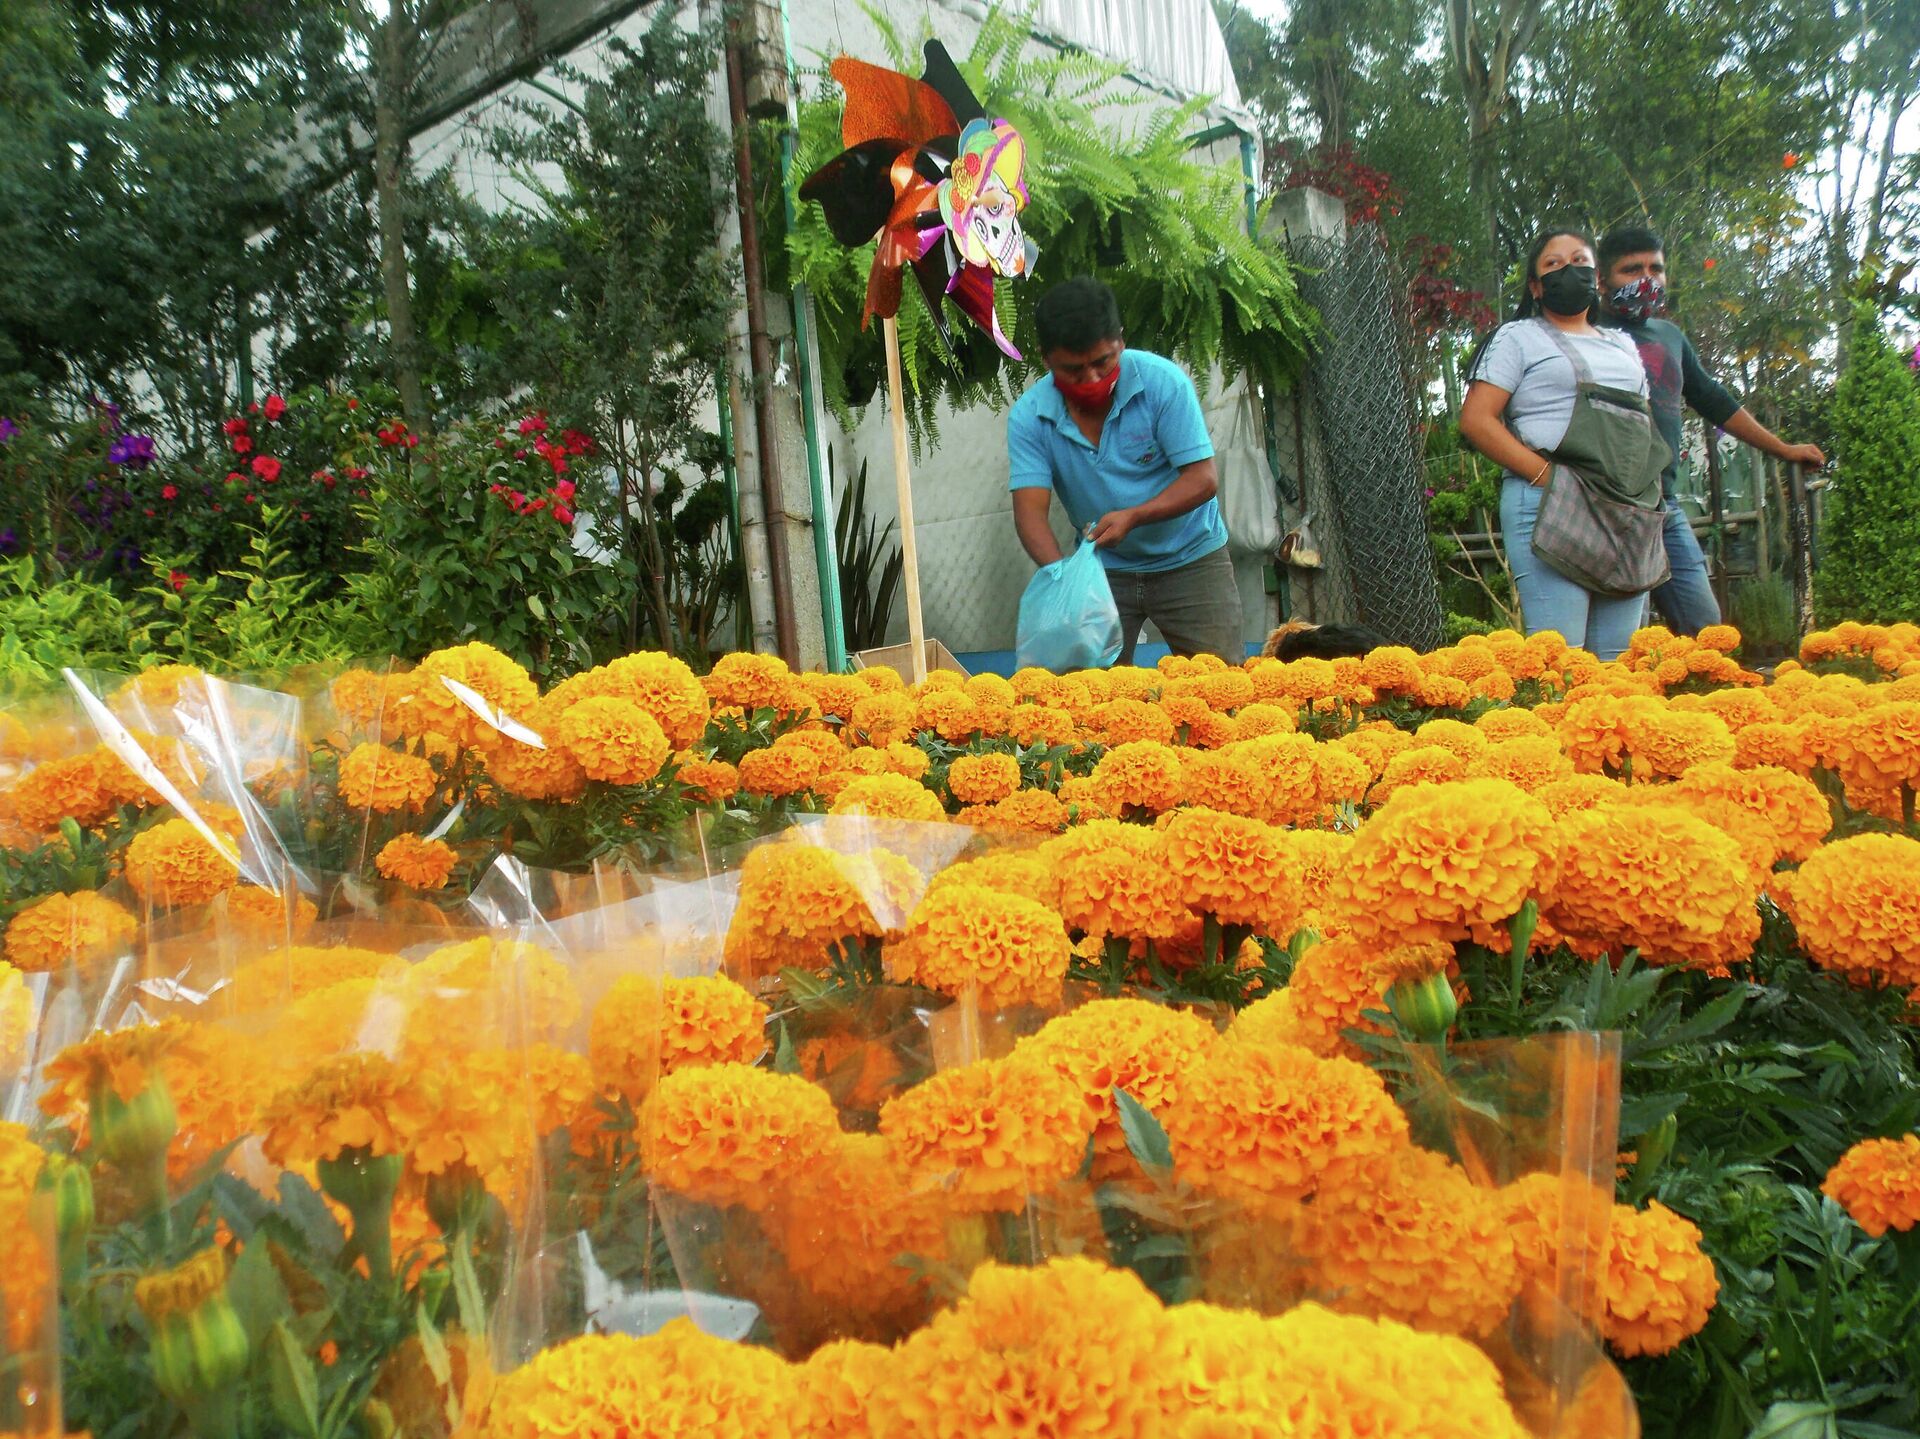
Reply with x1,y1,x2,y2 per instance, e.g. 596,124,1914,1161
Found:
1537,264,1598,317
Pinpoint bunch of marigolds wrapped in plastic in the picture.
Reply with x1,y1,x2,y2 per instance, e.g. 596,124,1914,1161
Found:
0,616,1916,1436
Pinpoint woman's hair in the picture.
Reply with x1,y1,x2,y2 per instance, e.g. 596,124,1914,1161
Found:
1463,225,1596,382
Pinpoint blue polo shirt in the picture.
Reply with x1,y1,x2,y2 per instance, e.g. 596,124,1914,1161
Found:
1007,349,1227,573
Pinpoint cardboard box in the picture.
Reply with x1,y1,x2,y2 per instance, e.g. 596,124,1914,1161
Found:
850,639,970,678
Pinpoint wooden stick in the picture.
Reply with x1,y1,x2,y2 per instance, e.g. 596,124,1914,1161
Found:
881,315,928,684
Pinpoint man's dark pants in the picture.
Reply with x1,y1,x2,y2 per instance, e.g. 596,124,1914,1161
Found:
1105,544,1245,665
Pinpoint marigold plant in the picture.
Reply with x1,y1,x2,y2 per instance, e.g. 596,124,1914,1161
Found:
1776,833,1920,987
1600,1200,1719,1358
641,1063,842,1212
3,889,139,971
1821,1133,1920,1236
878,1055,1092,1211
887,884,1069,1011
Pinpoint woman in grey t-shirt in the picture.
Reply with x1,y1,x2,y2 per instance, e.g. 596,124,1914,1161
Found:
1459,228,1652,661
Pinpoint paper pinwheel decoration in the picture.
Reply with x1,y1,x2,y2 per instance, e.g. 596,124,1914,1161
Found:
799,40,1036,359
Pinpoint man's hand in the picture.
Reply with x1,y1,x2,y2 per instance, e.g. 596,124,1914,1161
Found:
1778,441,1826,469
1088,508,1139,547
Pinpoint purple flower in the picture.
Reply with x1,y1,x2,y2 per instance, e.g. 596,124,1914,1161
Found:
0,417,16,443
108,433,157,469
1910,341,1919,373
0,528,16,554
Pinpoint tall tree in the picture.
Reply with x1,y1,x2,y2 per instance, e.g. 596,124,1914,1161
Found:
1442,0,1544,305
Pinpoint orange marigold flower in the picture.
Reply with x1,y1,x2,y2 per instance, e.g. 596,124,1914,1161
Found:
1166,1042,1408,1206
705,651,803,714
1361,646,1425,694
399,643,539,751
1230,701,1296,740
590,972,765,1100
1229,934,1445,1060
1298,1145,1521,1337
372,832,458,892
1621,706,1736,779
1333,724,1416,779
116,661,206,712
1411,718,1489,763
912,690,980,744
1778,833,1920,987
1830,701,1920,794
797,1338,891,1439
1290,828,1354,932
675,752,740,803
227,944,394,1012
1371,743,1467,804
1669,761,1831,864
947,752,1021,806
3,889,138,971
738,743,822,798
401,938,583,1048
869,1258,1163,1439
1546,806,1759,969
848,693,915,747
1468,734,1575,792
483,1321,796,1439
801,671,874,726
1224,731,1331,825
6,751,119,832
1312,743,1372,809
0,962,34,1075
124,815,242,907
553,696,670,787
1015,998,1216,1175
1044,821,1192,941
1160,808,1305,936
1088,698,1175,747
1822,1133,1920,1237
1090,740,1186,814
642,1063,841,1211
1331,779,1552,946
829,772,945,823
337,741,437,814
888,883,1069,1011
878,1055,1092,1211
482,700,588,800
975,788,1068,835
1601,1200,1718,1358
1537,773,1626,817
1697,623,1741,653
1476,707,1552,741
259,1051,434,1168
219,884,319,939
724,843,920,978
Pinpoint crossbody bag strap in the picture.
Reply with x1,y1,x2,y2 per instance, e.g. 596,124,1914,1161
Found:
1532,315,1596,385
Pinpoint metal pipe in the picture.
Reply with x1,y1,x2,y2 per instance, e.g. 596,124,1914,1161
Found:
725,31,801,663
776,0,849,671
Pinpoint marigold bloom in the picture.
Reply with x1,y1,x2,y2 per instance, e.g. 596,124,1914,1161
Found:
705,651,803,714
227,944,395,1012
1225,731,1331,825
643,1063,843,1211
400,643,539,751
1332,724,1416,780
888,884,1069,1011
723,843,919,978
1370,743,1467,804
1669,761,1830,863
912,689,980,744
675,752,740,803
829,772,945,823
799,671,872,727
590,974,768,1103
1361,646,1425,694
116,662,206,712
738,742,823,798
1160,808,1305,936
337,741,438,814
553,696,670,787
374,832,458,890
3,888,138,971
6,752,119,831
124,816,242,907
1830,701,1920,795
1229,935,1444,1060
848,693,915,747
1166,1042,1408,1205
401,938,583,1047
1822,1133,1920,1237
0,962,33,1075
218,884,319,941
482,700,589,800
878,1055,1092,1211
1044,821,1192,941
1090,740,1186,814
1621,706,1736,779
1778,833,1920,987
947,751,1021,805
1015,998,1217,1173
1088,698,1176,747
1601,1200,1718,1357
971,788,1068,835
483,1321,797,1439
1466,734,1575,793
1330,779,1552,946
797,1339,891,1439
259,1052,435,1168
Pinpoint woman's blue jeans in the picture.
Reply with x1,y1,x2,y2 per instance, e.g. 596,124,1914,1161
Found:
1500,477,1645,661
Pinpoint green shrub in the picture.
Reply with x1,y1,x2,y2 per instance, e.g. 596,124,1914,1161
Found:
0,556,147,692
1728,574,1795,651
1814,311,1920,624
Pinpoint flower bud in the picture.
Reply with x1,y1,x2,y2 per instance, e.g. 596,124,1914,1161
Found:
1386,970,1459,1042
136,1248,249,1403
35,1151,94,1278
148,1313,201,1404
92,1074,178,1168
186,1295,252,1391
424,1164,488,1238
316,1147,403,1214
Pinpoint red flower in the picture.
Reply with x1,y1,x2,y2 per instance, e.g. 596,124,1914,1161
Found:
1782,152,1800,169
518,412,548,436
553,504,575,525
263,394,287,421
560,429,593,456
508,490,528,510
377,423,409,447
225,471,243,484
346,467,369,481
245,492,258,503
232,435,254,454
251,455,282,482
554,479,576,502
168,569,188,593
299,511,311,521
1703,258,1718,270
346,398,359,410
143,507,155,518
161,484,178,500
320,473,337,490
223,418,249,437
247,402,260,416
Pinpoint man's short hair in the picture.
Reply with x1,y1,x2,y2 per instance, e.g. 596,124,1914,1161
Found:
1599,224,1666,275
1035,277,1123,356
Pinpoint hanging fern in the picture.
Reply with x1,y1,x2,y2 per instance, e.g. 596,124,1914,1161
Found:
784,5,1316,443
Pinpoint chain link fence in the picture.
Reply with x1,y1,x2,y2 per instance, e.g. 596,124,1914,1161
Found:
1286,223,1445,651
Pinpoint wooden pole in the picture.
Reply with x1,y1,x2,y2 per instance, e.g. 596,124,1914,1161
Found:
881,315,928,684
1786,461,1816,639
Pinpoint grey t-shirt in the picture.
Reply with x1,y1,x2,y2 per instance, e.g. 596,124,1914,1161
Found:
1469,320,1650,476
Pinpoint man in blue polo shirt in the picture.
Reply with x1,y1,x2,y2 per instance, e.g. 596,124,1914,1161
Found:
1006,277,1242,664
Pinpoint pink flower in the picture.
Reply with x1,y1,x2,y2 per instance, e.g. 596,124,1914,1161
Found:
232,435,254,454
553,504,575,525
518,412,548,436
263,394,287,421
508,490,528,510
554,480,576,502
251,455,282,482
161,484,178,500
222,418,249,437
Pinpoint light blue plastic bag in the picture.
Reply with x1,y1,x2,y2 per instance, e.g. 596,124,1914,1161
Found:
1015,539,1123,672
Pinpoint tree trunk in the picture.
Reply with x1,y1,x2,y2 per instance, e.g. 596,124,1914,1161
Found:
373,7,429,432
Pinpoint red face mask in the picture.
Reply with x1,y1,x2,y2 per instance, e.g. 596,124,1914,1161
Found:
1055,364,1120,415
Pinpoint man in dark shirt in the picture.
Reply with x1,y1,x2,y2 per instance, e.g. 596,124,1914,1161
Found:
1597,225,1826,636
